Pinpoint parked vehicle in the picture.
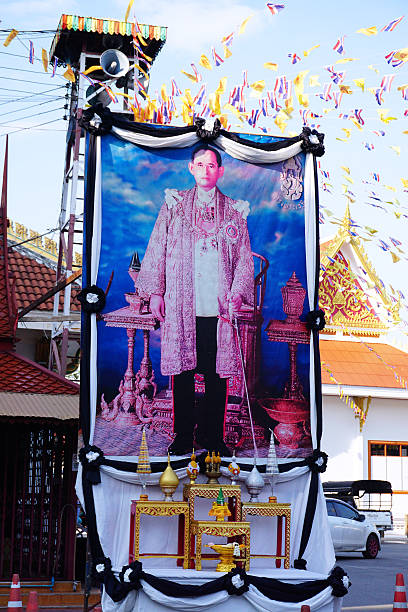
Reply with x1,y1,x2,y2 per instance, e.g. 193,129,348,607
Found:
323,480,393,537
325,497,381,558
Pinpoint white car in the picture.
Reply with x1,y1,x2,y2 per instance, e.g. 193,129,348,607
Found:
325,498,381,559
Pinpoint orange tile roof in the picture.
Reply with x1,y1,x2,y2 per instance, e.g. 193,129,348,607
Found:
0,350,79,394
320,340,408,389
8,248,80,312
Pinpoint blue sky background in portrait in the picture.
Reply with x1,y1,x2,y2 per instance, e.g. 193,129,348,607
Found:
96,134,309,401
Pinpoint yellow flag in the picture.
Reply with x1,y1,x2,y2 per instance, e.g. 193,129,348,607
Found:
390,146,400,155
309,75,320,87
215,77,227,95
378,110,397,124
223,45,232,59
353,78,365,92
184,89,194,106
3,29,18,47
294,70,309,96
394,47,408,62
181,70,198,82
124,0,134,22
384,185,396,192
303,44,320,57
356,26,377,36
397,84,408,91
285,97,294,115
238,15,253,35
342,128,351,139
199,54,212,70
339,85,352,94
344,174,354,183
264,62,278,70
250,80,265,93
63,65,75,83
161,84,168,102
391,252,400,263
336,57,358,64
401,178,408,188
41,48,48,72
298,93,309,107
368,64,379,74
274,111,287,133
209,93,221,115
403,131,408,135
350,118,362,131
341,166,350,174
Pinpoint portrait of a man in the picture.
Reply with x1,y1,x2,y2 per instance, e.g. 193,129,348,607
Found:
136,144,254,454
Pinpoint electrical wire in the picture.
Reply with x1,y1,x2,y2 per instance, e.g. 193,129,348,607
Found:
1,96,66,118
0,84,67,105
0,116,64,137
0,86,65,95
0,64,62,76
0,75,66,86
0,105,64,125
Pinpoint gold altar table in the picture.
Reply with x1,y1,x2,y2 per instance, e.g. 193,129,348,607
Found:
241,502,291,569
129,499,190,569
190,520,251,571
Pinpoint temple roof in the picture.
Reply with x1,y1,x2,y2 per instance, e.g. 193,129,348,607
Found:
319,204,399,336
320,339,408,390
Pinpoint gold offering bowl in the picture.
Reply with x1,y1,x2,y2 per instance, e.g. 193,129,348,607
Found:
205,543,246,573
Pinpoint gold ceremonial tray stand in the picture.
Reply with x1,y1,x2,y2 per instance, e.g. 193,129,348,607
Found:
241,502,291,569
190,520,251,571
183,483,246,569
129,499,190,569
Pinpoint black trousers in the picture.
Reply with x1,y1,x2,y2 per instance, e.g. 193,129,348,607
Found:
172,317,227,446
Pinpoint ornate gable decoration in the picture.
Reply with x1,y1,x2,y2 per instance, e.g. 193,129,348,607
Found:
319,250,385,333
319,205,398,335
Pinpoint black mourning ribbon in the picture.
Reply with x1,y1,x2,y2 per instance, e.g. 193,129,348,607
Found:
306,308,326,331
80,105,113,135
300,127,325,157
195,117,222,141
77,285,106,314
97,557,350,603
79,445,105,484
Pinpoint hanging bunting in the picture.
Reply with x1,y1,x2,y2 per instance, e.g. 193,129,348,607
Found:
3,29,18,47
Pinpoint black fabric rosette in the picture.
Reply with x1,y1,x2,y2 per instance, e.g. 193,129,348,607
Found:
77,285,106,314
119,561,143,590
80,105,113,135
300,127,325,157
224,568,250,596
328,566,351,597
79,445,105,484
306,449,328,474
306,308,326,331
94,556,113,581
195,117,222,141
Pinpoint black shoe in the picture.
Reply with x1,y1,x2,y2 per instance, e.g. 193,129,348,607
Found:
168,436,192,456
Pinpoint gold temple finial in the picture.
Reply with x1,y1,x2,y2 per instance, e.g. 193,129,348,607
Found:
159,453,179,501
137,429,151,475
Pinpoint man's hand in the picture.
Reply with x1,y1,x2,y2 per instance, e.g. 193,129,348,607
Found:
226,294,242,314
150,294,165,321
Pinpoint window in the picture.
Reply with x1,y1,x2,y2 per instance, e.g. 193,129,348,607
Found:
369,441,408,492
333,501,359,520
326,501,336,517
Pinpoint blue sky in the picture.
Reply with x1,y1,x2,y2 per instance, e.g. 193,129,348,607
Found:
1,0,407,328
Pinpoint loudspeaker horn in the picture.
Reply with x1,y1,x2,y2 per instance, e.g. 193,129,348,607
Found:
85,85,112,107
100,49,130,78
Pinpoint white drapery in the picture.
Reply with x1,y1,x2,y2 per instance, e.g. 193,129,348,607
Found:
77,127,334,610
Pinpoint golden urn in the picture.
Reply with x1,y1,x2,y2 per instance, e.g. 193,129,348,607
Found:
159,454,179,501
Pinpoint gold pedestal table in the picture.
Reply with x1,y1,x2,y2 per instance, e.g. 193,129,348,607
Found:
241,502,291,568
190,520,251,571
129,499,190,569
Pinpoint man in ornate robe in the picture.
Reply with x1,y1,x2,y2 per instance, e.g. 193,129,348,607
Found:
136,145,254,454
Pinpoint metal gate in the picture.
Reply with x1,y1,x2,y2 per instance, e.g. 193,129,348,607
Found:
0,419,77,580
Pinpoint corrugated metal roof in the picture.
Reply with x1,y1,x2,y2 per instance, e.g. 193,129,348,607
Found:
0,392,79,420
320,340,408,388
